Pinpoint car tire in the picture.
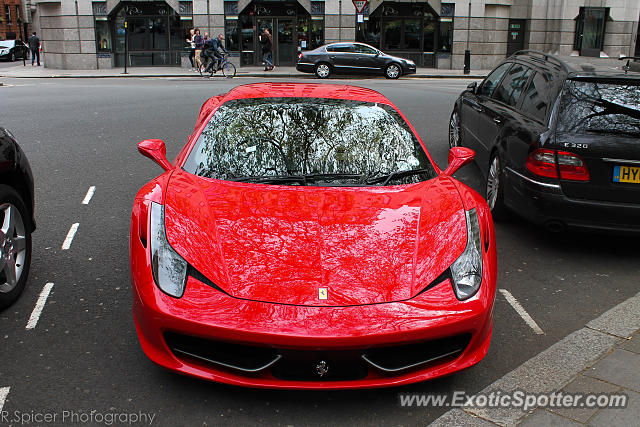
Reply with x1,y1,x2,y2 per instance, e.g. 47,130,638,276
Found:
486,154,509,220
449,109,462,148
0,185,32,310
314,63,331,79
385,63,402,79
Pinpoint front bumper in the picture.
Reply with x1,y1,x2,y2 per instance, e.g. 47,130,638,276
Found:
504,167,640,233
130,215,496,389
402,64,417,75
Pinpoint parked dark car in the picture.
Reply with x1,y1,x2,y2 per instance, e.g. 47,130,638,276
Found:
449,51,640,233
296,42,416,79
0,128,35,309
0,40,29,62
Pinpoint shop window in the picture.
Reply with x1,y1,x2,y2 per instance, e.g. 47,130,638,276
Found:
240,14,254,66
439,3,454,52
423,16,435,52
298,16,310,50
404,19,421,50
95,18,111,51
225,18,239,51
383,19,402,50
311,18,324,49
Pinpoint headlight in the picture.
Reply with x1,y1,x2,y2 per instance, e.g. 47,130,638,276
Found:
450,209,483,300
0,50,8,55
149,202,188,298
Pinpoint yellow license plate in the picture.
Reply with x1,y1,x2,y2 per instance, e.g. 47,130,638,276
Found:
613,165,640,183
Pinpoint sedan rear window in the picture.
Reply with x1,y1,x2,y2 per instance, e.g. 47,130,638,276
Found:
183,97,436,186
557,80,640,136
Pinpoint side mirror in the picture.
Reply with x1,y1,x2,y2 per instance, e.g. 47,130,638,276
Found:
466,81,478,93
443,147,475,176
375,50,380,57
138,139,173,171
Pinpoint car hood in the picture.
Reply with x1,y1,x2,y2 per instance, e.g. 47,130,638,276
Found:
164,170,467,306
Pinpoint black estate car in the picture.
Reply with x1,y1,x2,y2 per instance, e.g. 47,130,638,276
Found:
0,40,29,62
296,42,416,79
449,51,640,233
0,128,35,309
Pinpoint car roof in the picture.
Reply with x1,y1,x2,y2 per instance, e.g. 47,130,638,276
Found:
509,50,640,80
221,83,393,105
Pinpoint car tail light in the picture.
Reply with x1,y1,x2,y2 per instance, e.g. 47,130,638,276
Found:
526,149,558,178
298,52,303,60
525,149,589,181
557,151,590,181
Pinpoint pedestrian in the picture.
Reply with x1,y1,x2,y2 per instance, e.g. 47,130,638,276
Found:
193,29,204,71
259,28,273,71
186,28,196,70
28,32,41,66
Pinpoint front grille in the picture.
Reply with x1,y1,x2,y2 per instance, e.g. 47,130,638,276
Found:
362,334,471,372
165,332,471,381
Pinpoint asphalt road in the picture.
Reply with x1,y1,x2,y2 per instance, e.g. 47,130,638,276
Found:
0,76,638,426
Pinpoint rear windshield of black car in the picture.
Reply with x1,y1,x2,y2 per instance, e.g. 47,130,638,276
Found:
557,79,640,136
182,97,436,186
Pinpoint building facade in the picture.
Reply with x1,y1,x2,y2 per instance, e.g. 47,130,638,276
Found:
26,0,640,69
1,0,27,40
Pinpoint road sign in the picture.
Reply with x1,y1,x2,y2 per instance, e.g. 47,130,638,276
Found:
352,0,368,14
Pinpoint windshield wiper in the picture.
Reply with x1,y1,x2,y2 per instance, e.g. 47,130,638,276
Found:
584,128,640,137
229,175,307,185
364,168,432,186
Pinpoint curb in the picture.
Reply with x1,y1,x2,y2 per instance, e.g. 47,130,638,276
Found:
0,73,487,80
429,290,640,426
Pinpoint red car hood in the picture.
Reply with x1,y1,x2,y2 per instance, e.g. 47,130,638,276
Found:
164,170,467,306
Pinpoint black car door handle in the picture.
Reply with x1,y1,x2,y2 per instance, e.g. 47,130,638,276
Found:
493,117,502,124
472,105,483,113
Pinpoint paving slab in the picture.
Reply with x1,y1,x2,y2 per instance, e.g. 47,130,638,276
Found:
549,376,620,423
619,331,640,355
584,349,640,392
588,389,640,427
518,409,583,426
428,408,497,427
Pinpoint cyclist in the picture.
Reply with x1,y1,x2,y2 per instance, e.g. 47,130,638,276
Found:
203,34,228,74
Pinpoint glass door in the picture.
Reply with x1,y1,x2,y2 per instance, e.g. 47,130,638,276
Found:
276,19,294,65
576,8,606,57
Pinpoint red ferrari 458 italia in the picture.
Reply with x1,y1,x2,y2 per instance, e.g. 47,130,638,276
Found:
130,83,497,389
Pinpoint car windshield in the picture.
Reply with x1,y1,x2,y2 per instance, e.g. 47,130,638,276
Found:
183,97,436,186
557,80,640,136
0,41,14,48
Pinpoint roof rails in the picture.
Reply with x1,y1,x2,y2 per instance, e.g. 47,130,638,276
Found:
511,50,570,73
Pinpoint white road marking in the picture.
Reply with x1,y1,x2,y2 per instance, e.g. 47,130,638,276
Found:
26,283,54,330
61,223,79,250
499,289,544,335
81,186,96,204
0,387,9,412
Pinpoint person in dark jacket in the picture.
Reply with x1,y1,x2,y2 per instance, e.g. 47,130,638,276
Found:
259,28,273,71
28,32,40,66
203,34,228,74
193,29,204,70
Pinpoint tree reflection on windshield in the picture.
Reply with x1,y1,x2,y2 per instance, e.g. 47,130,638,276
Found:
557,80,640,136
182,98,435,186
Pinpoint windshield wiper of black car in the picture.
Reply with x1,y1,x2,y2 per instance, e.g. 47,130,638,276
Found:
584,128,640,137
364,168,432,186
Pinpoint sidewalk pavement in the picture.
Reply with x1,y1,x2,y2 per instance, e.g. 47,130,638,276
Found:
431,291,640,426
0,64,489,79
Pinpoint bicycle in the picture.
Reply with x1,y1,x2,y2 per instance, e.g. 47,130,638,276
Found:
199,53,236,78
